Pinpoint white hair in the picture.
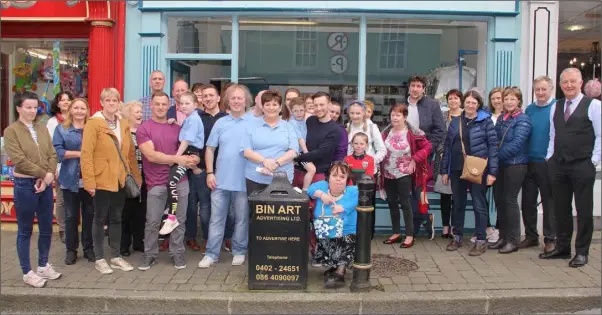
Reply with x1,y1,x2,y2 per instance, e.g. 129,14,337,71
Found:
560,68,582,82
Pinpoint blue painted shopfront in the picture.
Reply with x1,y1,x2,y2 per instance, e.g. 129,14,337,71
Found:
124,0,522,233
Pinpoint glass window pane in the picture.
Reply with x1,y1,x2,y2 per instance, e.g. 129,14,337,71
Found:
3,39,89,126
239,17,358,106
367,18,487,129
167,17,232,54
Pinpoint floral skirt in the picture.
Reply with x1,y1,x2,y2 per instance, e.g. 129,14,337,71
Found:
314,234,356,269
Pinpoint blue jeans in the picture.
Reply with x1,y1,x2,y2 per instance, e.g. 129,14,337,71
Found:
186,171,234,241
450,170,488,240
13,178,54,274
205,188,248,260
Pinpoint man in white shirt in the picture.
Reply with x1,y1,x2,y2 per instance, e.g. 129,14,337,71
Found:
540,68,602,268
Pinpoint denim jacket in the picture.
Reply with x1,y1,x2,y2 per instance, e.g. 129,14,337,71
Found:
53,124,83,192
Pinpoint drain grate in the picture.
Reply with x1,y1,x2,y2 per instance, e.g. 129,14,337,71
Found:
371,254,419,277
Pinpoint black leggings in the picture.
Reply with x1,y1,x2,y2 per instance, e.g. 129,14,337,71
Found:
166,165,188,216
384,176,413,235
440,193,453,227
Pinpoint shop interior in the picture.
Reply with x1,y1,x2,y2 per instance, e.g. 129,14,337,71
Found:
167,16,486,128
0,39,89,133
557,2,600,99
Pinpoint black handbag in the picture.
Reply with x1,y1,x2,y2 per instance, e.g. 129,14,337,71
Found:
111,137,140,198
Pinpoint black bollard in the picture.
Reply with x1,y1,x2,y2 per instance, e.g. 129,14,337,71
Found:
350,175,376,292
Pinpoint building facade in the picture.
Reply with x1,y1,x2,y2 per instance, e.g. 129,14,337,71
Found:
0,0,127,127
124,0,523,231
0,0,127,223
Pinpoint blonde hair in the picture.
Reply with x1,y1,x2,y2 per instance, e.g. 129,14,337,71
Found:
100,87,121,102
121,100,143,121
224,84,253,110
62,98,90,128
363,100,375,112
179,91,198,105
346,102,368,134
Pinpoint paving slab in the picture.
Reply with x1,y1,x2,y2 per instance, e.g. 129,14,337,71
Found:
0,229,600,314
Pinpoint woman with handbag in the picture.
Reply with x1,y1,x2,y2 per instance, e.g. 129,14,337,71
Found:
379,103,432,248
441,90,498,256
488,87,532,254
81,88,142,275
308,162,358,289
434,89,463,238
53,98,95,265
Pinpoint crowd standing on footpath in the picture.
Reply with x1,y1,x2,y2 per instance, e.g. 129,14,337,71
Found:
3,67,600,289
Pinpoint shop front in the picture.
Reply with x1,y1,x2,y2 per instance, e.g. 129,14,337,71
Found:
124,0,522,231
0,0,126,223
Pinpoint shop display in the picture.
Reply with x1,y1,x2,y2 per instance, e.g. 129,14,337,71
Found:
425,64,477,106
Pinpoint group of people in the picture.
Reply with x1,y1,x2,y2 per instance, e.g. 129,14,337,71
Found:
3,67,600,289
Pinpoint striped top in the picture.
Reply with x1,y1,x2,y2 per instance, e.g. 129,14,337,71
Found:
25,123,38,145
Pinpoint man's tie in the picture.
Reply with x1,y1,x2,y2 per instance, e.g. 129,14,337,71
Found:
564,100,572,122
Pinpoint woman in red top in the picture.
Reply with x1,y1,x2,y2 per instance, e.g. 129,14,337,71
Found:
379,104,432,248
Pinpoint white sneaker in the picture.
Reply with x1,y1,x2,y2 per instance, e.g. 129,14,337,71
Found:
198,256,216,268
110,257,134,271
159,214,179,235
470,234,477,243
232,255,245,266
23,270,46,288
486,227,500,243
95,259,114,274
36,263,61,280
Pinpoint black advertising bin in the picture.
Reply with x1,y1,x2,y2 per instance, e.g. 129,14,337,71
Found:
247,172,310,290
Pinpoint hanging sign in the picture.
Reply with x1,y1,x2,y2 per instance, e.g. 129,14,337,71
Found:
0,1,88,21
327,32,348,52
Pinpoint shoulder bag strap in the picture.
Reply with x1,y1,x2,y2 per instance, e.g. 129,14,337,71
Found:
111,137,132,175
498,117,517,148
459,116,466,156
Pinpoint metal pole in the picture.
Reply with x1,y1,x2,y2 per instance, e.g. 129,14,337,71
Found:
350,175,375,292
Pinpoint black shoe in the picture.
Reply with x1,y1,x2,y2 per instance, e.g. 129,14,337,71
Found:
569,255,588,268
324,273,345,288
539,249,571,260
83,250,96,262
120,249,131,257
518,238,539,249
59,231,66,244
488,239,506,250
64,251,77,265
498,242,518,254
323,268,336,280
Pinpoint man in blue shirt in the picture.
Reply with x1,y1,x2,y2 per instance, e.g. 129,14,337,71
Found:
521,76,556,253
198,84,254,269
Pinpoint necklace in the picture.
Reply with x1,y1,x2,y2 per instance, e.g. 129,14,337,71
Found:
102,112,117,130
328,189,345,198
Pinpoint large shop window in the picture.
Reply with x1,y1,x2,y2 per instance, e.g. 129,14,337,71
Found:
167,17,232,54
365,19,487,129
237,17,359,106
1,39,89,131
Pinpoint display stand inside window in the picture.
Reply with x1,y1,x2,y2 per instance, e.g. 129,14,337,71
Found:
364,84,407,129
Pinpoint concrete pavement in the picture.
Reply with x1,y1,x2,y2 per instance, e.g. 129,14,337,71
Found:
1,229,600,314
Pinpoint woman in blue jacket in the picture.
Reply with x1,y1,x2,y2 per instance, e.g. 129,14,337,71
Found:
53,98,95,265
489,87,532,254
440,90,498,256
